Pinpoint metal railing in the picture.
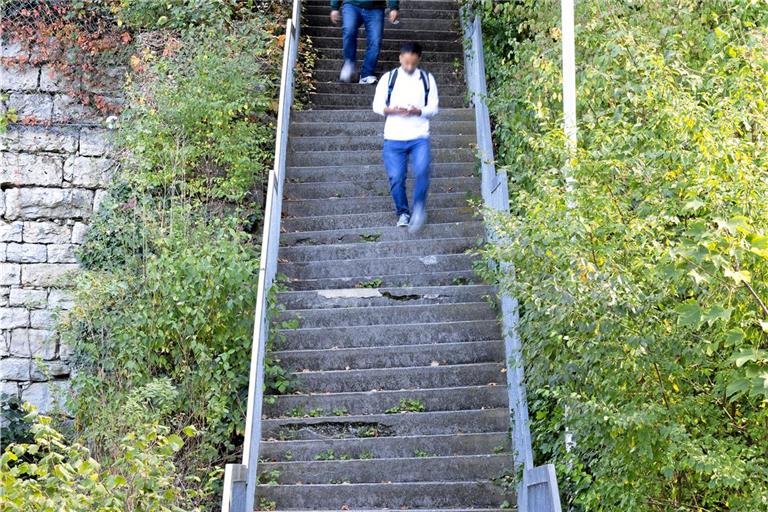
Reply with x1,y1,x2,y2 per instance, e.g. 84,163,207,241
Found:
460,7,563,512
221,2,300,511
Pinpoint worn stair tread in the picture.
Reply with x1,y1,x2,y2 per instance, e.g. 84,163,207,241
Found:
280,221,484,246
282,194,473,216
259,454,512,484
255,480,512,509
262,408,510,439
264,383,507,417
291,107,473,122
259,431,510,461
277,319,499,350
279,236,477,261
281,208,478,233
276,284,493,307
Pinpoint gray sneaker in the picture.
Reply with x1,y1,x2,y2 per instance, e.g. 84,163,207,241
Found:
339,60,355,82
358,75,378,85
397,213,411,227
408,206,426,233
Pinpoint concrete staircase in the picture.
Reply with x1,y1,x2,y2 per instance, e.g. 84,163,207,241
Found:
254,1,514,510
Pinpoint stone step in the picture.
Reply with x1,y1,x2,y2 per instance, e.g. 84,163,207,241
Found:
312,81,465,97
313,58,462,74
303,0,461,13
291,362,505,393
284,176,480,200
255,481,512,509
259,432,509,462
279,221,485,246
313,70,464,87
288,146,473,166
276,284,493,309
263,408,509,440
282,192,471,217
285,269,480,290
288,133,472,152
303,17,459,33
273,337,505,372
280,301,494,327
310,36,463,53
259,453,511,484
309,92,466,109
286,165,476,183
280,253,479,281
283,177,479,200
312,47,463,63
290,107,473,123
277,319,499,351
281,207,477,232
289,120,474,137
265,382,506,416
279,236,476,261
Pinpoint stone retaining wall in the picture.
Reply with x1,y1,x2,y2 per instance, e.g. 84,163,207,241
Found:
1,41,118,413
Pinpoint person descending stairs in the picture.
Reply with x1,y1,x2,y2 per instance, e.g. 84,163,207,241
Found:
254,1,516,509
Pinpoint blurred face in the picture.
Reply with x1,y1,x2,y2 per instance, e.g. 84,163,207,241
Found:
399,51,421,74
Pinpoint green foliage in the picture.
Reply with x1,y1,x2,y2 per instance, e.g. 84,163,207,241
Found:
0,394,33,451
0,408,199,512
117,0,272,30
475,0,768,509
119,18,281,203
63,216,260,506
385,399,426,414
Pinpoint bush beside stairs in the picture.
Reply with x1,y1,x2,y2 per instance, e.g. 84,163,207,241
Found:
255,1,516,510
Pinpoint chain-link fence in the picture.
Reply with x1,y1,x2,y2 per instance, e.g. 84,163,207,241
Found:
1,0,130,118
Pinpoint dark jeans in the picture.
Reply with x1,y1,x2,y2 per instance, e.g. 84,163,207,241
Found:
382,138,432,216
342,3,384,78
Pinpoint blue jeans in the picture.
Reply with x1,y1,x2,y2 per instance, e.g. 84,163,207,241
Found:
382,138,432,217
342,3,384,78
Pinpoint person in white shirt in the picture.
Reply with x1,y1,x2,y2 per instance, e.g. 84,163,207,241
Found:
372,42,439,232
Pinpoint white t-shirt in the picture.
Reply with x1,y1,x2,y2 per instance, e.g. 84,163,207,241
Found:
372,67,439,141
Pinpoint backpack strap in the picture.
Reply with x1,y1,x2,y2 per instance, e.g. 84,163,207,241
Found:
385,68,399,107
419,69,430,106
385,68,430,108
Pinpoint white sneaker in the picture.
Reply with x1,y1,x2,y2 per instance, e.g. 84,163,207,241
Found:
397,213,411,227
339,60,355,82
408,206,426,233
359,75,378,85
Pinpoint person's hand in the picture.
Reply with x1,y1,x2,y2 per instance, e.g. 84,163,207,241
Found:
384,106,408,116
389,9,399,24
330,10,341,25
406,106,422,116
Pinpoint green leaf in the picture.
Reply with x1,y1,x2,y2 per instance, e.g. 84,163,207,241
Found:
733,348,767,368
676,302,702,327
724,267,751,284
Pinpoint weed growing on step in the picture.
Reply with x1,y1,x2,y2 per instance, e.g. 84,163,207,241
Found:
314,449,336,461
258,469,281,486
356,278,383,289
359,450,374,459
361,233,382,242
332,407,349,416
385,399,426,414
257,497,277,511
413,449,433,458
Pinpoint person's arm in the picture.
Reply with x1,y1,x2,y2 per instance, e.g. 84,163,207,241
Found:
372,72,389,116
420,73,439,118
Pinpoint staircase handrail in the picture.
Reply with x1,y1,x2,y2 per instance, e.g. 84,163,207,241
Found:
221,2,300,511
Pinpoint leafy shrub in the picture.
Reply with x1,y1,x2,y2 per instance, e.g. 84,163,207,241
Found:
119,17,281,203
117,0,275,30
475,0,768,509
0,394,33,451
0,408,199,512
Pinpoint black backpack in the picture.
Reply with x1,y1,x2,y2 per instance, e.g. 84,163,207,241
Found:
385,68,431,108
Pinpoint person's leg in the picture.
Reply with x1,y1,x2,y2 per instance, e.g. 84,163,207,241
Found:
410,137,432,210
341,4,363,70
382,139,410,216
408,137,432,232
359,7,384,79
